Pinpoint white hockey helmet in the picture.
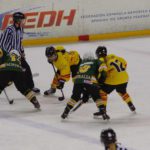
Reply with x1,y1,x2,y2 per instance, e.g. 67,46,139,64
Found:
10,49,20,57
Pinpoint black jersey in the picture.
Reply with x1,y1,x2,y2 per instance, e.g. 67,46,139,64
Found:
0,49,22,72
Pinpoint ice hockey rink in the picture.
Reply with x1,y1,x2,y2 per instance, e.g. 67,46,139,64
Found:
0,37,150,150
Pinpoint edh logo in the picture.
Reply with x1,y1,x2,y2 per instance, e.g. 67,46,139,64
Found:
0,8,76,30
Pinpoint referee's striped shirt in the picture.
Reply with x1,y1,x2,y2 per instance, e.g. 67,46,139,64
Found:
0,25,24,54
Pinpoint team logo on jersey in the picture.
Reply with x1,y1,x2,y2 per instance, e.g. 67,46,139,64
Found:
79,65,91,73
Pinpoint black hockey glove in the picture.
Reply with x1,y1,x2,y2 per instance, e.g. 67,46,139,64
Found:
57,80,65,89
47,58,52,64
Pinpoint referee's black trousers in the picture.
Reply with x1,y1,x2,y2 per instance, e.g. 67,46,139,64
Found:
21,58,34,89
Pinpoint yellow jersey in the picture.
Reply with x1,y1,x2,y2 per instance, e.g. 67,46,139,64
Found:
104,54,129,85
53,50,80,82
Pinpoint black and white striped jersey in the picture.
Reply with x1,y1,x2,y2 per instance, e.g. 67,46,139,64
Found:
0,25,24,54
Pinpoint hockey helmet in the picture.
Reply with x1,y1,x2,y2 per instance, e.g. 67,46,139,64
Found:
10,49,20,57
100,128,117,146
83,51,95,61
9,50,21,61
13,12,26,23
55,45,66,54
55,45,65,51
45,46,57,62
95,46,107,58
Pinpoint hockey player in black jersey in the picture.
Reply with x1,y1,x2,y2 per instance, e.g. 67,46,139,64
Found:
61,53,109,120
0,12,40,93
0,48,40,109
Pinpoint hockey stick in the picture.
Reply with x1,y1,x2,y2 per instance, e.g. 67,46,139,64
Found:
51,64,65,101
1,73,39,105
3,89,14,104
71,100,83,112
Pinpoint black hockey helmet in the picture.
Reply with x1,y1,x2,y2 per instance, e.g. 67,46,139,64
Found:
100,128,117,146
13,12,26,23
95,46,107,58
45,46,56,57
45,46,57,62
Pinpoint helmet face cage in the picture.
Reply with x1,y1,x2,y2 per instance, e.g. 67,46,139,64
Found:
96,46,107,58
45,46,57,62
13,12,25,23
100,129,116,146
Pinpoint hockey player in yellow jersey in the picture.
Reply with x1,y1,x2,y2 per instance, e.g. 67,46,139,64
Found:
44,46,81,95
94,46,136,117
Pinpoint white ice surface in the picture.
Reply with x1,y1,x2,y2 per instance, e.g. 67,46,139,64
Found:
1,37,150,150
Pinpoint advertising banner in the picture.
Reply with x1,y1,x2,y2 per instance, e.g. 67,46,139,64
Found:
1,0,150,40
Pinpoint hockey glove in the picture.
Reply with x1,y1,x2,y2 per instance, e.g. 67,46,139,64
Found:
47,58,52,64
57,80,65,89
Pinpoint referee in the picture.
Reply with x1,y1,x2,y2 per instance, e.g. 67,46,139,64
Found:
0,12,40,93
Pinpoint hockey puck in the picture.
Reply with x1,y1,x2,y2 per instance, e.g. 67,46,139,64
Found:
58,96,65,101
9,100,14,104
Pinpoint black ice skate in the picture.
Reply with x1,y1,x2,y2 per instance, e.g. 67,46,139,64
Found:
30,97,40,109
32,87,40,93
128,102,136,112
93,111,110,120
93,111,104,116
102,113,110,120
44,88,56,95
61,112,68,119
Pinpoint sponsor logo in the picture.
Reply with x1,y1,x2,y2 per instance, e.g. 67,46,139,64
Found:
0,9,76,30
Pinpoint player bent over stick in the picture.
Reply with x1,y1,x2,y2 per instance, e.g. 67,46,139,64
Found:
0,49,40,109
44,46,81,96
61,53,110,120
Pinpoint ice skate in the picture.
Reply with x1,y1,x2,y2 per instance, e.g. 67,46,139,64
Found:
32,87,40,93
30,97,40,109
61,112,68,119
44,88,56,96
128,102,136,112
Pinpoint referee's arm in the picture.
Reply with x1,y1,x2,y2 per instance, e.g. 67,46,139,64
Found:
0,28,13,53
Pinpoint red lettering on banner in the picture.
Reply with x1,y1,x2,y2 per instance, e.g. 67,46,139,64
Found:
1,9,76,30
2,15,12,30
24,12,38,28
56,9,76,26
56,10,64,26
63,9,76,25
37,11,56,28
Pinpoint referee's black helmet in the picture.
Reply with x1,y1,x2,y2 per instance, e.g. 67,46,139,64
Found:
13,12,25,23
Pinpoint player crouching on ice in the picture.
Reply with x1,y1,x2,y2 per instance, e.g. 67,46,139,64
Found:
0,49,40,109
61,52,110,120
44,46,81,96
